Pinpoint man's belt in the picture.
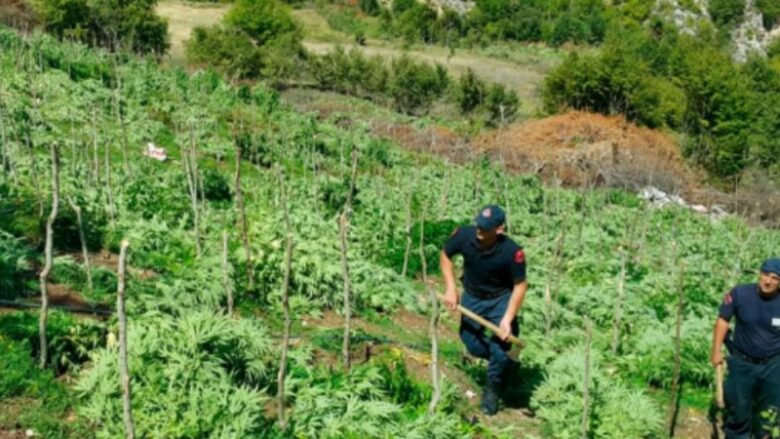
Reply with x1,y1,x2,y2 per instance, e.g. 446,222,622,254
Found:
731,347,780,365
467,290,510,300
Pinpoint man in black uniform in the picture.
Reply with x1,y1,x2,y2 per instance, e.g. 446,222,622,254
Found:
440,204,528,415
711,258,780,438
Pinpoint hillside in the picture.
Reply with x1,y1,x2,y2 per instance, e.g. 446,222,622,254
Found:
2,25,780,438
2,0,780,437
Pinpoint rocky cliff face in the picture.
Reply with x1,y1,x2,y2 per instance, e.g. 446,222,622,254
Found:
651,0,780,62
731,0,779,62
650,0,711,36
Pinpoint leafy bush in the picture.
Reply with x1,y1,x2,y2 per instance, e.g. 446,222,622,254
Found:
224,0,299,45
202,168,232,202
456,68,486,114
543,43,684,129
0,229,33,300
186,26,262,79
531,347,664,438
286,361,466,438
186,0,302,80
359,0,382,17
32,0,169,54
0,311,103,374
709,0,746,29
484,83,519,126
77,311,276,437
389,56,449,114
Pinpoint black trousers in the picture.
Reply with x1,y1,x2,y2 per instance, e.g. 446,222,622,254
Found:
724,354,780,438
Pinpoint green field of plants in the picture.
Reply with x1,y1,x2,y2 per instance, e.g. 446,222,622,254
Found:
1,21,780,437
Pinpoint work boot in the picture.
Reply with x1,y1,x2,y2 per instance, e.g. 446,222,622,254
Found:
481,383,500,416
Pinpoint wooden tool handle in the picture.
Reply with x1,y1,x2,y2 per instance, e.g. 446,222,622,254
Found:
437,294,525,348
716,363,725,409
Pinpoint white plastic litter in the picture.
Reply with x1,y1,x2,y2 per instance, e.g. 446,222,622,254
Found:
144,143,167,162
465,390,477,399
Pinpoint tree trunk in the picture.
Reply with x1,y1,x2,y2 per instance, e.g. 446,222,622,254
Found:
39,143,59,368
582,316,592,439
234,145,253,290
340,148,358,371
222,231,233,316
276,169,294,431
68,197,93,294
117,239,135,439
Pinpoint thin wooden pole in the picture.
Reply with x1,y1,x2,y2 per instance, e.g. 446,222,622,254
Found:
340,148,358,370
234,144,254,290
39,143,59,368
611,248,627,354
667,262,685,437
582,316,592,439
222,231,233,316
117,239,135,439
276,168,294,431
68,197,93,294
420,206,440,414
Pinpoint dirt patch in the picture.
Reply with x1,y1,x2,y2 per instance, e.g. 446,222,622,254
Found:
45,284,90,308
0,0,37,31
156,1,229,60
674,407,719,439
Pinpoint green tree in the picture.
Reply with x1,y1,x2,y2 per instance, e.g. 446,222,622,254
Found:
389,57,448,114
709,0,746,29
224,0,300,46
33,0,169,54
456,68,486,114
186,26,261,79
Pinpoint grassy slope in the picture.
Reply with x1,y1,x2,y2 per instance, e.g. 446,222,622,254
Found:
155,1,564,118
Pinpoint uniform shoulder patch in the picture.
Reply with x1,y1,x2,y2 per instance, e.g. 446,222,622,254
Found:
450,227,460,237
514,249,525,264
722,291,733,305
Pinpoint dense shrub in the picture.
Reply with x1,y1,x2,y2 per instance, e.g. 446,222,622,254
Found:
186,0,302,81
186,26,262,79
32,0,169,54
709,0,746,29
225,0,300,45
389,56,449,114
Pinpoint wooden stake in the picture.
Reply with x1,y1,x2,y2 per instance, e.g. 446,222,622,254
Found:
276,168,294,431
611,248,627,354
39,143,59,368
117,239,135,439
185,122,201,258
340,148,358,371
401,178,414,277
68,197,93,294
419,206,441,414
233,143,254,291
582,316,592,439
222,231,233,316
667,262,685,438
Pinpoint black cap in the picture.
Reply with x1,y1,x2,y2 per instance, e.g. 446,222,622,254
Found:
761,258,780,277
474,205,505,230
